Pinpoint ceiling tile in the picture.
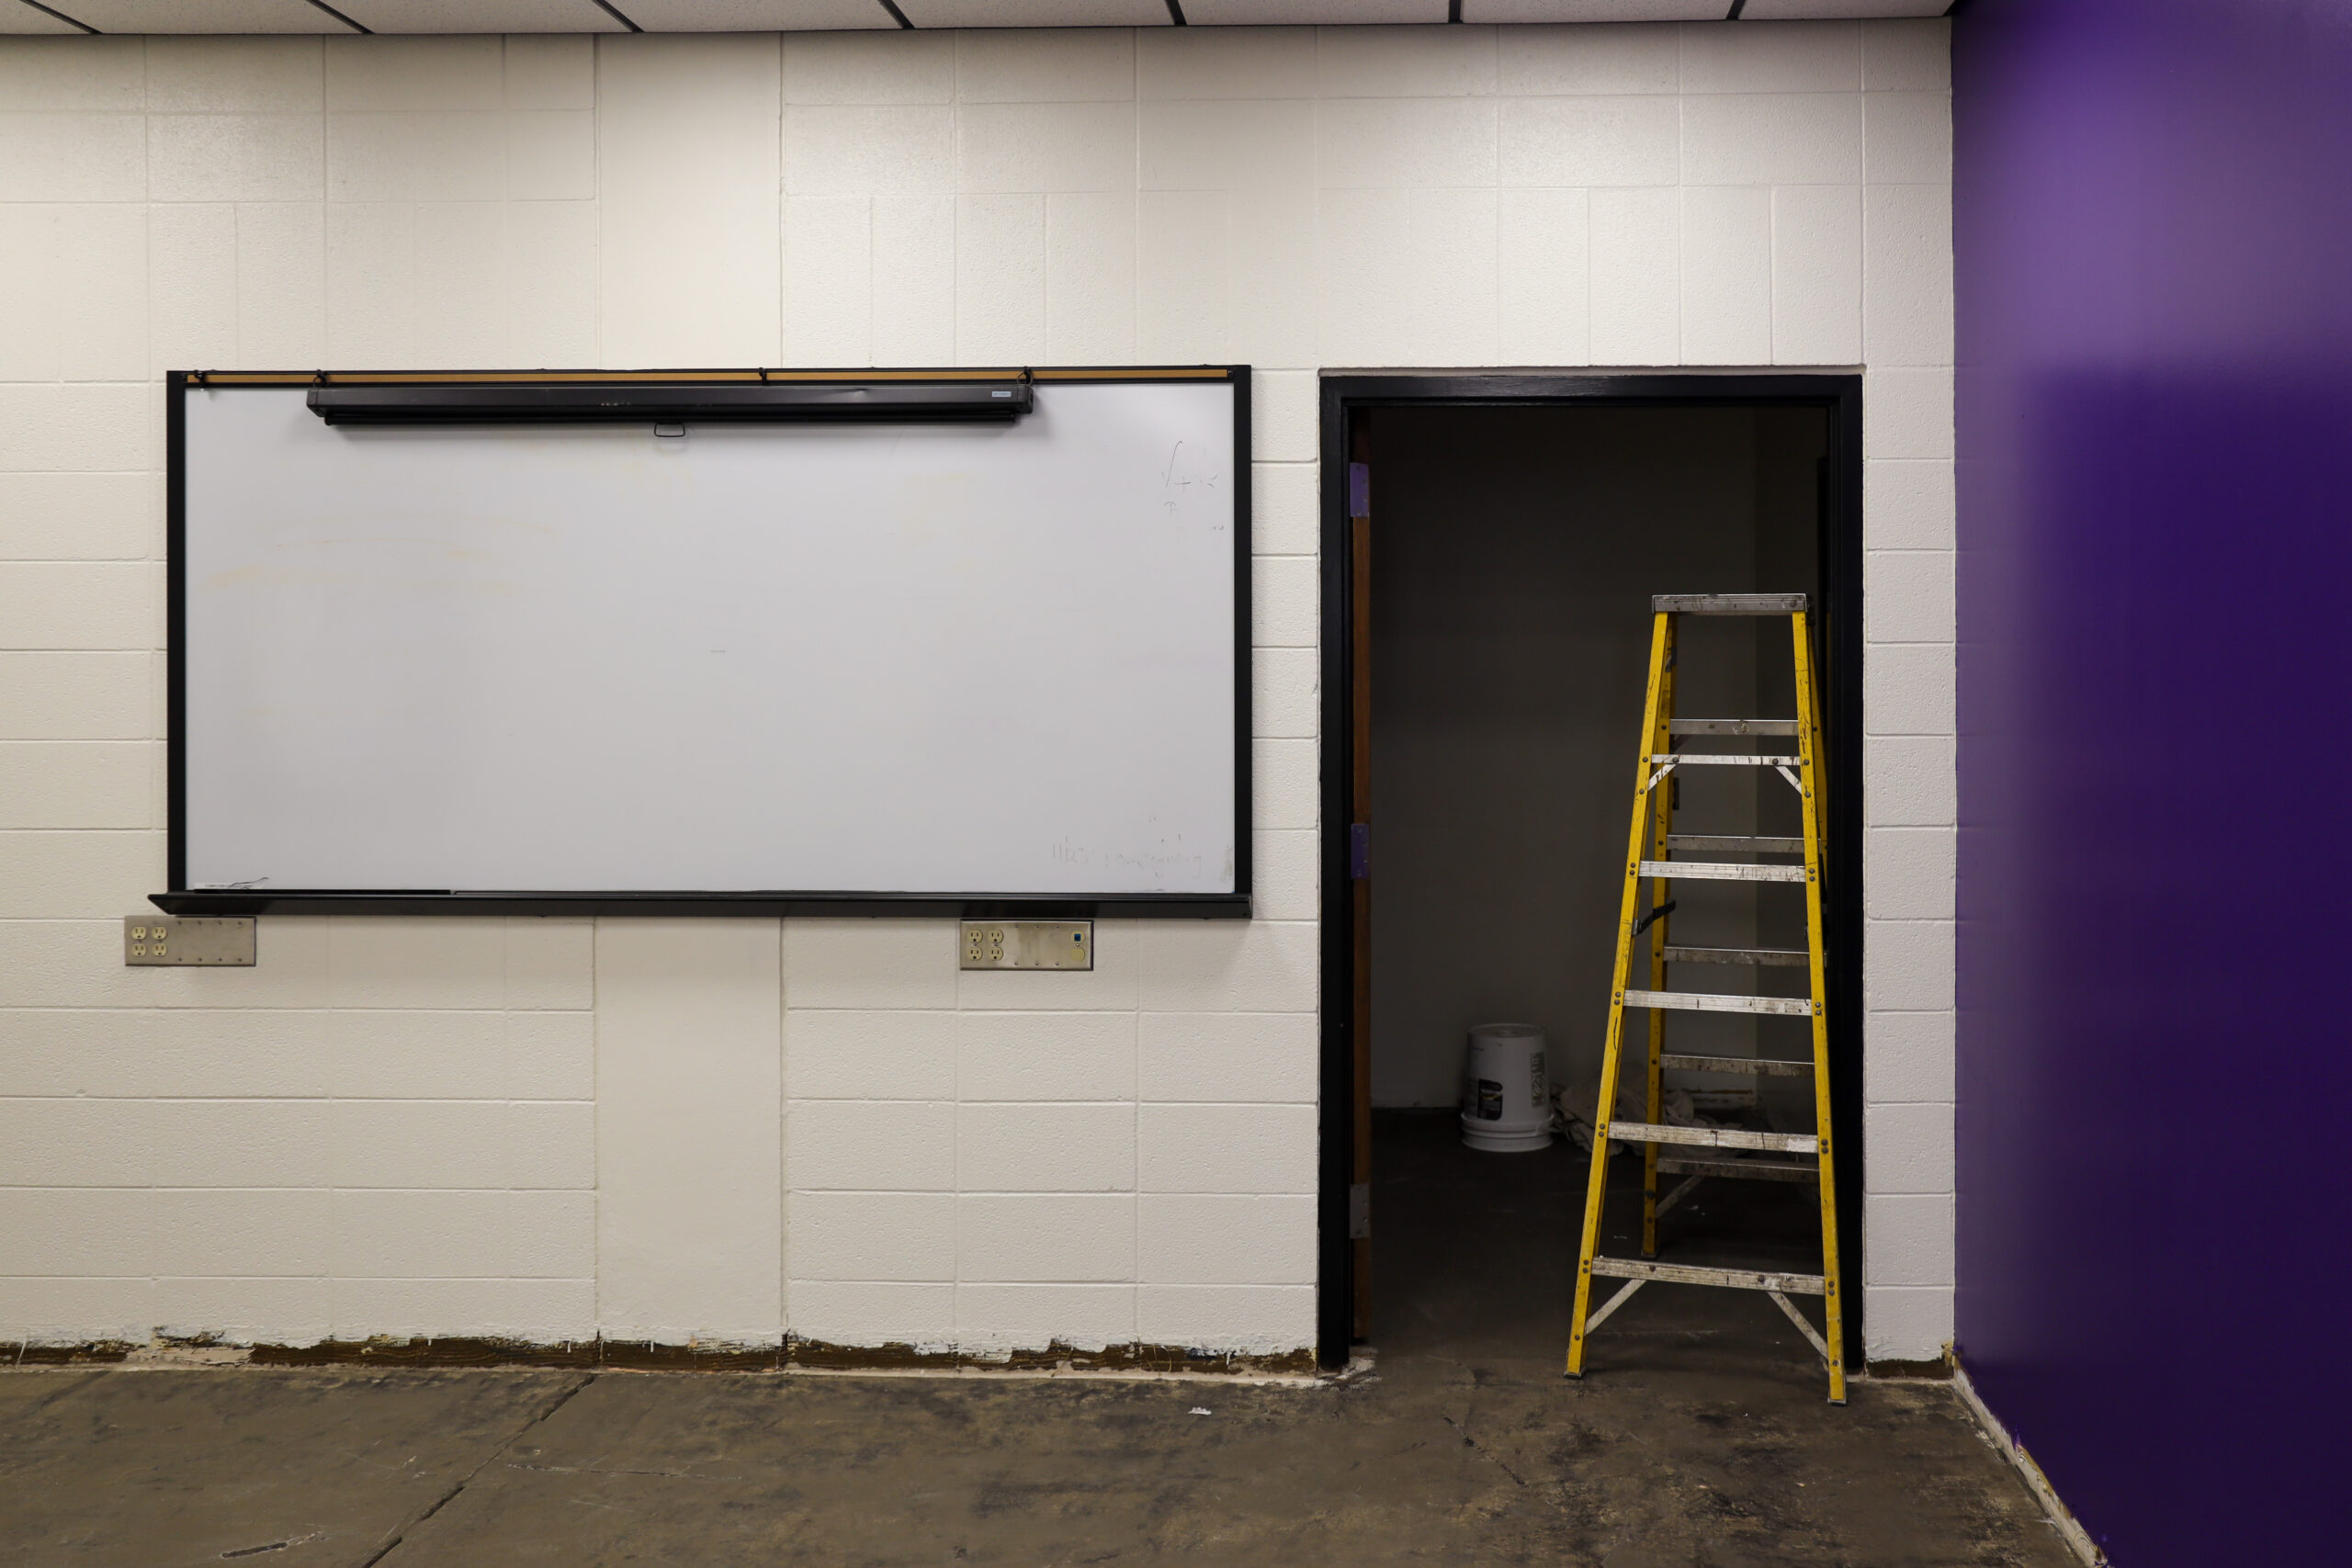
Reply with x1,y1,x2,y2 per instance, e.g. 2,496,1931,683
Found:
894,1,1168,27
2,2,89,32
56,0,357,30
1464,1,1722,20
335,0,626,29
1739,1,1948,17
1182,0,1443,21
620,0,899,28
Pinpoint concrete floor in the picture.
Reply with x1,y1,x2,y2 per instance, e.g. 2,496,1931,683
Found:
0,1113,2075,1566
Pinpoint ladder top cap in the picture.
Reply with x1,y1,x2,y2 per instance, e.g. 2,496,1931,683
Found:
1653,592,1808,615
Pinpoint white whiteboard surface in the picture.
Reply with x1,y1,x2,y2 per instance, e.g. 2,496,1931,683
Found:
179,380,1241,899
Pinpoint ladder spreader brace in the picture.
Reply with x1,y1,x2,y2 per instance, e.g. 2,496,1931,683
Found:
1565,592,1848,1403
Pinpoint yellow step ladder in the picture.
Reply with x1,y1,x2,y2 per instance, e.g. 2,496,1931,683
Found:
1565,592,1847,1404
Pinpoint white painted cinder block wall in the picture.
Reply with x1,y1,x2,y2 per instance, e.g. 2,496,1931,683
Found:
0,19,1954,1363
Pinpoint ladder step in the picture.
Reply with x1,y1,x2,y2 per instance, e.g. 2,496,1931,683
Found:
1657,1156,1820,1184
1667,718,1800,738
1662,944,1809,967
1604,1120,1820,1154
1666,834,1804,854
1623,988,1814,1017
1638,860,1807,884
1647,753,1803,768
1589,1256,1827,1294
1650,593,1808,615
1659,1052,1815,1077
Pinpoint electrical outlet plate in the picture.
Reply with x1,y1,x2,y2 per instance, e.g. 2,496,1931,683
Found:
959,919,1092,971
125,917,255,966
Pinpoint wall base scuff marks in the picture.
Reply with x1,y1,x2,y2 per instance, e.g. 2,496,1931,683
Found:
6,1335,1318,1379
1862,1356,1951,1380
5,1340,134,1366
1950,1354,2104,1568
783,1337,1317,1378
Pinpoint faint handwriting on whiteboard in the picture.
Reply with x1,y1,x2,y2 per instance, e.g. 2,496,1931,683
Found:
1163,441,1225,527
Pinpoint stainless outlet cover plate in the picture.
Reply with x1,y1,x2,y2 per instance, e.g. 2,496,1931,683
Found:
960,920,1092,971
125,916,256,966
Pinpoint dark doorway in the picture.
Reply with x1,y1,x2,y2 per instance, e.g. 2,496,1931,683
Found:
1315,376,1864,1374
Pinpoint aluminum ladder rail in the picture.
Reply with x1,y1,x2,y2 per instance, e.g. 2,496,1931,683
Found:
1565,592,1848,1404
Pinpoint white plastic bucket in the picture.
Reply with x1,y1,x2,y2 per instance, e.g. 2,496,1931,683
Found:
1459,1022,1552,1153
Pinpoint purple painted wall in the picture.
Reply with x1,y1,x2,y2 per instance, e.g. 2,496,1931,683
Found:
1954,3,2352,1562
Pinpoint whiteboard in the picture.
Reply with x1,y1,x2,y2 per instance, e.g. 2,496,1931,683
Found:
174,377,1245,906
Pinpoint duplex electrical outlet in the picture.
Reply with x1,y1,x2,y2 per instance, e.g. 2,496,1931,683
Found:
960,920,1092,971
125,917,255,966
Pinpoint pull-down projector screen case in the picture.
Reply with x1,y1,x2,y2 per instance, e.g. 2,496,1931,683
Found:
305,378,1035,424
160,369,1250,918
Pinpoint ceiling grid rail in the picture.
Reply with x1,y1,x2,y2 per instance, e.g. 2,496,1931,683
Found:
5,0,1952,34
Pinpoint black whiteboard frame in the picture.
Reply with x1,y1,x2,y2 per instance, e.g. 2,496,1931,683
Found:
156,367,1253,920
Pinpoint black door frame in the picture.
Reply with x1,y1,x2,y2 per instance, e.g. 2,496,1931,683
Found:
1314,371,1868,1371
